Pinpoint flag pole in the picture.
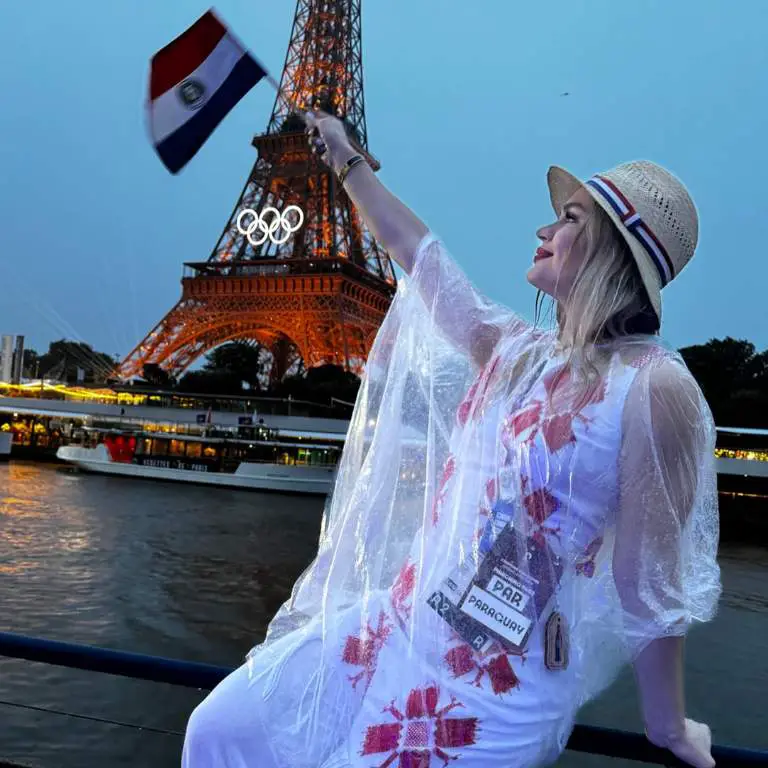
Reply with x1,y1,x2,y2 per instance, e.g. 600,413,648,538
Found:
264,72,282,93
260,71,325,151
260,69,304,118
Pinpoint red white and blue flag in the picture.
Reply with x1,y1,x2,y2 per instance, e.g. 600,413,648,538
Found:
147,9,267,173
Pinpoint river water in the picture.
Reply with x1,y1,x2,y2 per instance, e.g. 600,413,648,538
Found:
0,461,766,767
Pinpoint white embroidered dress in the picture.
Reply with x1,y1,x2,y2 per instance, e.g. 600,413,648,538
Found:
182,233,721,768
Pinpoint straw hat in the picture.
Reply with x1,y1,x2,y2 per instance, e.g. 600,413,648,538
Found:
547,160,699,323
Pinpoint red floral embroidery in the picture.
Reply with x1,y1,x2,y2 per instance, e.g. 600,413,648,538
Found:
456,384,478,429
543,365,606,408
493,362,607,540
361,685,478,767
585,377,608,407
507,402,542,439
519,478,561,547
432,455,456,526
542,365,572,410
444,644,475,678
444,641,523,695
522,485,559,525
342,611,392,692
502,364,606,462
391,560,417,621
456,356,502,428
484,655,521,694
575,536,603,578
540,413,577,453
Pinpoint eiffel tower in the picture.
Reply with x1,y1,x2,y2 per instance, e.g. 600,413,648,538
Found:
118,0,396,382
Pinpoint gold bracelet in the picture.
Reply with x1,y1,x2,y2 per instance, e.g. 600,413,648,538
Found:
337,154,366,186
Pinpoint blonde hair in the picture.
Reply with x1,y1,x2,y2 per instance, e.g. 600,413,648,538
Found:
535,198,659,408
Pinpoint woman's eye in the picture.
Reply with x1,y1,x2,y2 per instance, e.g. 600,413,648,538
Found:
563,212,576,222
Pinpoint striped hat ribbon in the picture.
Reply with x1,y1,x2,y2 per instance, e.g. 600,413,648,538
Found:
586,174,675,286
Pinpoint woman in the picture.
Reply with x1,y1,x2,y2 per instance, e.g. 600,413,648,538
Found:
182,111,721,768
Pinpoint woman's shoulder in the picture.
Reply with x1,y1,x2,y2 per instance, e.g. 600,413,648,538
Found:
602,335,707,409
613,336,712,431
610,334,687,374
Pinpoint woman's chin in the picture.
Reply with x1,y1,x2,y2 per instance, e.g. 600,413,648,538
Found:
526,266,557,299
526,263,546,290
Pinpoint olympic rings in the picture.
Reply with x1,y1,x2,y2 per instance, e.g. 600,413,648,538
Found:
236,205,305,246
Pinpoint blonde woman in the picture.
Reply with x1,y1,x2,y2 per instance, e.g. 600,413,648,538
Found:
182,111,721,768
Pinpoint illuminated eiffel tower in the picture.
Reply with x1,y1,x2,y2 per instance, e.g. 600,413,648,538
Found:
119,0,395,382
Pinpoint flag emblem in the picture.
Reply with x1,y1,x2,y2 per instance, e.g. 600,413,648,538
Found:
178,79,207,110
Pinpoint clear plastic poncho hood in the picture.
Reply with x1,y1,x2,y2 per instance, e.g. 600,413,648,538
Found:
244,232,721,768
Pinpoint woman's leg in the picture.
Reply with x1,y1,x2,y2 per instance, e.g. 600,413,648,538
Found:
182,662,263,768
182,619,369,768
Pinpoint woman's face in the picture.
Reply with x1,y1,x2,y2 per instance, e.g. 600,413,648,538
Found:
527,186,595,302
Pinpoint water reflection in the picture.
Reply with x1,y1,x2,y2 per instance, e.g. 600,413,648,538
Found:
1,463,94,576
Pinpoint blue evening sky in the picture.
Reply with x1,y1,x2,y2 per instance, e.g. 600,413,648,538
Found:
0,0,766,362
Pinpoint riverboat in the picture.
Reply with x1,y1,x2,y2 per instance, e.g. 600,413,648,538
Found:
56,422,343,495
715,426,768,496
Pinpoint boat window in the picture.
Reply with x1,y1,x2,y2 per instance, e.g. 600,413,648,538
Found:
243,444,277,462
203,445,218,458
151,439,169,456
169,439,185,457
186,442,202,459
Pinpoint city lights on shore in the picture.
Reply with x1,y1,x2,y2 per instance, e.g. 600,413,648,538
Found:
0,381,144,405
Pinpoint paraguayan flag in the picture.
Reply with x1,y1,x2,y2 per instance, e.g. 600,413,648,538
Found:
147,9,267,173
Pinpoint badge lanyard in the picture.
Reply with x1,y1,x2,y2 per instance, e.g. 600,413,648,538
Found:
427,354,570,666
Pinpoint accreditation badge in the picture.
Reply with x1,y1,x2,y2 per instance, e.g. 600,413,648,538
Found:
426,501,562,654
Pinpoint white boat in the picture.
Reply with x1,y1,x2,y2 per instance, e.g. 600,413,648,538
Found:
56,425,343,495
715,426,768,495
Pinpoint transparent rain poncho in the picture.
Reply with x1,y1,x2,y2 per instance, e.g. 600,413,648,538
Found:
243,232,721,768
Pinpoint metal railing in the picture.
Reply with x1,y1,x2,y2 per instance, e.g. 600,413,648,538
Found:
0,631,765,767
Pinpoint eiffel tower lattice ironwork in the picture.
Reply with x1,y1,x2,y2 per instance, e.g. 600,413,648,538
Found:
118,0,396,382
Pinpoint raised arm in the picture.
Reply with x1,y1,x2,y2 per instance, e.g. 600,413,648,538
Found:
303,110,527,368
614,358,720,768
302,111,428,272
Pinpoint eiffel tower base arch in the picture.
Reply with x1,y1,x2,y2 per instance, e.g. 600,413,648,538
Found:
118,267,392,380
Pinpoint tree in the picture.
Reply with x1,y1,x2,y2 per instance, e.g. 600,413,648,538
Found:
202,342,265,390
679,337,768,427
269,337,304,384
140,363,176,390
273,364,360,405
38,340,115,384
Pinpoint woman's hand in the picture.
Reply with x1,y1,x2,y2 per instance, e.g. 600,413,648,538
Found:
303,110,357,174
647,718,715,768
299,108,429,279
